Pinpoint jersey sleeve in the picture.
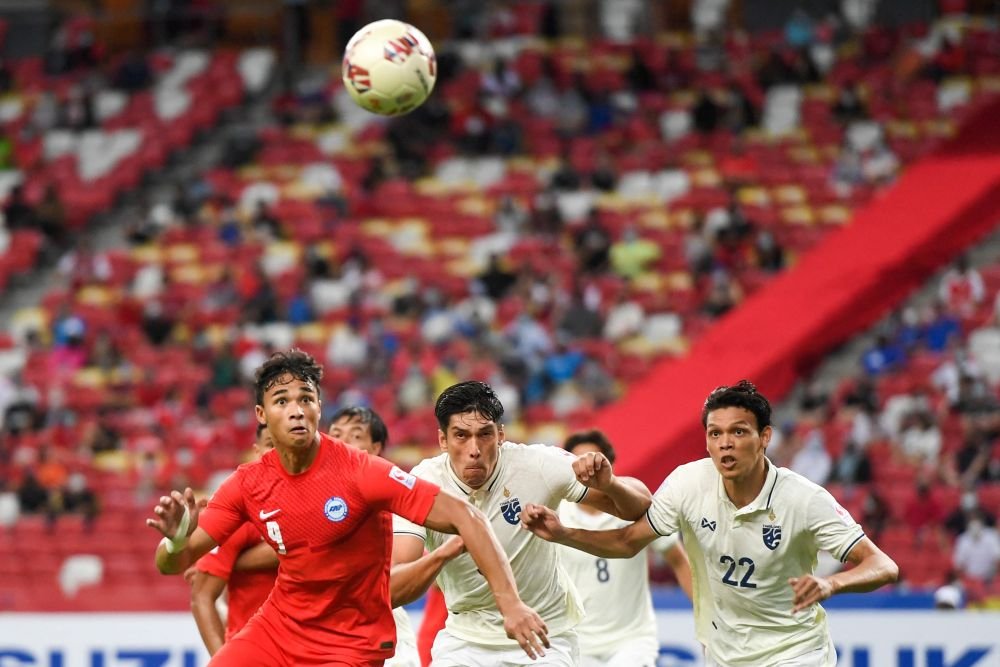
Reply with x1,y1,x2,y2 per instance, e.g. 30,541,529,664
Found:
646,470,683,537
199,470,247,546
535,445,588,503
807,487,866,562
196,522,262,581
359,454,440,525
392,512,427,543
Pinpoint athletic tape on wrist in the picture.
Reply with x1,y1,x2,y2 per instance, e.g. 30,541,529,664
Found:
163,504,191,553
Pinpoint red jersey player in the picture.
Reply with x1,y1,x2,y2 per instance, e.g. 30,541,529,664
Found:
188,423,277,656
146,350,549,666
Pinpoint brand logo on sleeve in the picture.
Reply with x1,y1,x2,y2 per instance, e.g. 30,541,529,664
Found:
389,465,417,490
763,524,782,550
500,497,522,525
324,496,349,522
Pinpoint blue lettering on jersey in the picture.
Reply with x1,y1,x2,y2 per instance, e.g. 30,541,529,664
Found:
763,524,782,550
324,496,349,522
500,498,522,525
701,517,717,531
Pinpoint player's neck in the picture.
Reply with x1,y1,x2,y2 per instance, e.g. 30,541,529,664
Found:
723,460,768,509
276,438,321,474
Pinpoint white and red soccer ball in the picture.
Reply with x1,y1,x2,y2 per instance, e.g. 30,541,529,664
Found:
341,19,437,116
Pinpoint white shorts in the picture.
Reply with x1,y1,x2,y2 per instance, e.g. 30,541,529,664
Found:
430,629,579,667
384,641,420,667
581,636,659,667
705,645,834,667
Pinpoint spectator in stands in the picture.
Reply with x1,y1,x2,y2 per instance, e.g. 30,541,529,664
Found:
933,579,963,609
142,301,175,346
604,287,645,342
939,255,985,317
899,409,943,469
494,196,528,235
62,471,99,529
113,50,154,92
573,210,612,274
701,268,742,317
903,480,946,547
953,513,1000,584
692,90,721,135
477,254,517,301
947,429,1000,487
832,81,868,123
556,285,603,341
610,226,661,280
753,229,785,272
861,333,906,376
945,488,997,538
831,440,873,485
3,185,34,230
34,184,68,257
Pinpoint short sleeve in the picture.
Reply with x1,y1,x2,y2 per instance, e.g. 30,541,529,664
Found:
392,512,427,543
359,455,440,525
535,445,588,504
646,470,683,537
199,470,247,546
807,488,866,562
196,522,261,581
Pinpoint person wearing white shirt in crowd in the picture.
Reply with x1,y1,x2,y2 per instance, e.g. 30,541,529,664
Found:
953,512,1000,584
522,380,898,667
558,429,693,667
392,380,653,666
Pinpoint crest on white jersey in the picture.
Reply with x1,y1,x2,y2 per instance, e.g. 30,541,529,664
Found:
500,497,522,525
763,524,782,550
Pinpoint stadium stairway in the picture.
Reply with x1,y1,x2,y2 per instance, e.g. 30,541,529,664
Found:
601,96,1000,487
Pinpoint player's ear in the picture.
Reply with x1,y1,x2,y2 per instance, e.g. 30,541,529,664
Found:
760,425,773,449
496,423,505,442
438,429,447,452
255,404,266,426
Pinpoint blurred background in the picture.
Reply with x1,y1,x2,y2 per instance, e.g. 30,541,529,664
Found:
0,0,999,664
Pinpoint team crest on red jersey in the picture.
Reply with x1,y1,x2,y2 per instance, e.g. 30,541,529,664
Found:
324,496,349,522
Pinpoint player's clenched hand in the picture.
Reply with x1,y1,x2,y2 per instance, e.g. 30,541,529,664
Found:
572,451,614,490
502,601,549,660
789,574,834,613
520,504,566,542
438,536,466,560
145,488,201,540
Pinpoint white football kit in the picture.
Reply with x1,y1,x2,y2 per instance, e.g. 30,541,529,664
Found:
646,458,864,667
558,501,680,667
393,442,588,662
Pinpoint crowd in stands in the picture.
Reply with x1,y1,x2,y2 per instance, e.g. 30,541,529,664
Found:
1,1,999,607
772,252,1000,603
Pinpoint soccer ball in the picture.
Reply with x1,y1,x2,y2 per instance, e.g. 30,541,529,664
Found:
342,19,437,116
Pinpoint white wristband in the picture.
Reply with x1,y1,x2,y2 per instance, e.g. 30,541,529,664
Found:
162,504,191,554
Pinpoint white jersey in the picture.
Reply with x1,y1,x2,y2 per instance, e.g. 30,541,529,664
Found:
385,607,419,667
646,458,864,667
393,442,588,647
558,502,678,657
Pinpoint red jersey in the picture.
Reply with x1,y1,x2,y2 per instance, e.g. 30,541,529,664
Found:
195,522,276,641
199,433,440,662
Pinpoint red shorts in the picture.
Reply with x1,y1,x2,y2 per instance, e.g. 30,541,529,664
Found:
209,617,386,667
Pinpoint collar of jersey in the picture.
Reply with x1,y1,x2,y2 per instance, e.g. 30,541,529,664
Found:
720,457,779,517
444,442,506,496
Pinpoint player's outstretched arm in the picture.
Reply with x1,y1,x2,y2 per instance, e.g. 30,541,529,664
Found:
189,571,228,656
521,503,658,558
146,488,217,574
789,538,899,613
233,542,279,571
390,535,465,608
422,491,550,660
573,452,652,520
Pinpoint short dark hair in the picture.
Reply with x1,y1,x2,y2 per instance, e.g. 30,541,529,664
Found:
563,429,616,464
435,381,504,431
254,349,323,405
701,380,772,430
330,406,389,448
